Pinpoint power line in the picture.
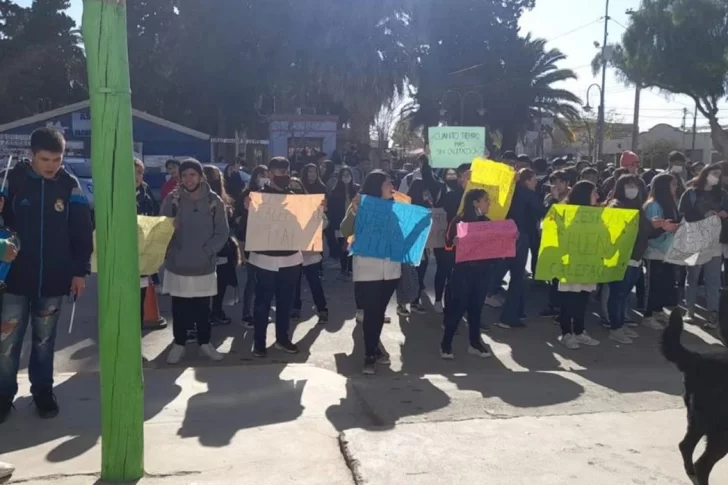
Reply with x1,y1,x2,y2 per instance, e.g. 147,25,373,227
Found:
608,18,628,30
547,18,604,42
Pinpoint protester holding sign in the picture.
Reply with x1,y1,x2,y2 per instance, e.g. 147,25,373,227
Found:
556,181,602,350
402,178,435,315
605,175,654,344
643,173,681,329
340,170,401,376
162,159,229,364
329,166,359,280
677,164,728,328
440,189,493,360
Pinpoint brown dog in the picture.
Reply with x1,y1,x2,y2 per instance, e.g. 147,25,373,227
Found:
662,309,728,484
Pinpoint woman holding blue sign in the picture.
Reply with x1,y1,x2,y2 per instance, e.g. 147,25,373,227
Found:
340,170,400,376
440,189,493,360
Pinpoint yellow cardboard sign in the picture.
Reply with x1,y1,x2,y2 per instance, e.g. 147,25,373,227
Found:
459,158,516,220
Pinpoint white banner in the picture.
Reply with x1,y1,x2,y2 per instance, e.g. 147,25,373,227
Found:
664,215,722,266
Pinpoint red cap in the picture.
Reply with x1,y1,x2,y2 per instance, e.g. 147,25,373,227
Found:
620,151,640,168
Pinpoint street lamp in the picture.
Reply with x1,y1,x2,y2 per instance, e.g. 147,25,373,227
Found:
439,90,486,125
584,83,604,162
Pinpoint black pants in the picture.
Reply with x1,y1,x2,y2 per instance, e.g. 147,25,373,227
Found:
442,265,488,348
356,279,398,358
241,265,256,321
212,269,227,316
294,263,328,312
558,291,589,336
635,270,646,309
645,260,678,317
338,238,352,273
547,279,561,309
326,226,340,259
253,264,300,350
529,230,541,275
412,254,429,304
433,248,454,304
171,296,211,345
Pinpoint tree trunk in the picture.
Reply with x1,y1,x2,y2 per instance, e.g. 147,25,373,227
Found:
631,86,641,152
82,0,144,481
500,128,518,153
708,115,728,158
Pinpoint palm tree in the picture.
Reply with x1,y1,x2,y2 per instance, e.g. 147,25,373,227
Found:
591,43,646,151
483,35,582,152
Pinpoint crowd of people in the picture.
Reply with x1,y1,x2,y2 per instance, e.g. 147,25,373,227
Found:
0,126,725,439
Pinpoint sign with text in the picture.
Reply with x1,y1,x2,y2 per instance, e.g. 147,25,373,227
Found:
458,158,516,220
455,220,517,263
426,208,448,249
429,127,486,168
91,216,175,274
535,205,639,283
664,216,722,266
245,193,325,251
350,195,432,264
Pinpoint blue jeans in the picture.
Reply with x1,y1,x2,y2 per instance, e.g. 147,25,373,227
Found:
686,256,722,312
499,234,529,325
0,294,63,401
607,265,642,330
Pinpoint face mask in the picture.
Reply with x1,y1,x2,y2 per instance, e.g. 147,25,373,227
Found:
257,177,270,187
341,175,352,184
707,174,720,187
475,206,484,217
671,165,684,174
273,175,290,188
446,179,459,190
625,187,639,200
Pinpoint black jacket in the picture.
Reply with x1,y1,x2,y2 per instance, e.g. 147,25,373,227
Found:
136,182,159,216
2,161,93,297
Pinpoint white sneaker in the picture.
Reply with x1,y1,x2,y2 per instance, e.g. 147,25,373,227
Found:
433,301,444,313
683,311,695,324
575,332,600,346
642,316,665,330
200,343,224,362
0,461,14,479
166,344,186,365
355,310,363,323
609,328,633,344
623,327,639,338
484,295,503,308
559,333,580,350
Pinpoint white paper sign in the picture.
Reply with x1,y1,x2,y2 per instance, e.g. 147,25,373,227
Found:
664,215,722,266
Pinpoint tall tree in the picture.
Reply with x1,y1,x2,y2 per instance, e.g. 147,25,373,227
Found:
0,0,85,123
622,0,728,155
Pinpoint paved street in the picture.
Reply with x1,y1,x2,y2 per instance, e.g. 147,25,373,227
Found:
2,263,728,484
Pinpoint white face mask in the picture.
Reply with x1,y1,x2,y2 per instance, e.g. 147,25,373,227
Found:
707,174,721,187
257,177,270,187
475,206,484,216
625,187,639,200
671,165,684,174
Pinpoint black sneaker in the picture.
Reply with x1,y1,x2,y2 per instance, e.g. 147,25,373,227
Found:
468,341,492,359
440,344,454,360
0,400,14,424
252,346,267,358
210,312,232,326
374,347,391,365
275,340,299,354
384,316,392,324
410,303,426,314
397,304,410,317
33,392,59,419
362,357,376,375
241,318,255,329
290,309,301,321
317,310,329,325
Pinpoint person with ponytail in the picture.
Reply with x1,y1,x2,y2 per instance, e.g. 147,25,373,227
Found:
440,189,493,360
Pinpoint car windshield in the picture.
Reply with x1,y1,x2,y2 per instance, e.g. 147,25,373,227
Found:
66,163,92,178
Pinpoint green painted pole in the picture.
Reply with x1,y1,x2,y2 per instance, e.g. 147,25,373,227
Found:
82,0,144,480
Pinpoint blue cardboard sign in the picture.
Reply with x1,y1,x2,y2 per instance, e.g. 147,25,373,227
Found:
350,195,432,264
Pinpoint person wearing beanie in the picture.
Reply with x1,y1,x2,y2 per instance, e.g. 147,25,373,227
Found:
161,158,230,364
620,151,640,174
602,151,645,198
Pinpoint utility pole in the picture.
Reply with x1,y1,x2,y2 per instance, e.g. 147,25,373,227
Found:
682,108,688,150
597,0,610,161
691,103,698,154
631,86,641,152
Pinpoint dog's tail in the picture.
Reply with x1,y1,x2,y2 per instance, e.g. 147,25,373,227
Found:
661,309,699,372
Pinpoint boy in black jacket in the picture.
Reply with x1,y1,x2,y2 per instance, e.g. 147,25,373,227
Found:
0,128,93,423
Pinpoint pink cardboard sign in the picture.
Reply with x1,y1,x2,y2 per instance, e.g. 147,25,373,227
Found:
455,220,517,263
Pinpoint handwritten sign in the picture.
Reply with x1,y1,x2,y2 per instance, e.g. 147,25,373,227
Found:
665,216,722,266
429,127,486,168
458,158,516,220
426,208,448,249
535,205,639,283
350,195,432,264
91,216,175,274
245,193,324,251
456,220,517,262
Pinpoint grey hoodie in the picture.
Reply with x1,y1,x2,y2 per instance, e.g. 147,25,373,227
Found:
162,181,230,276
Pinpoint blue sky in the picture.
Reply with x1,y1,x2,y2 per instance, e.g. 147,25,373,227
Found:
13,0,728,131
